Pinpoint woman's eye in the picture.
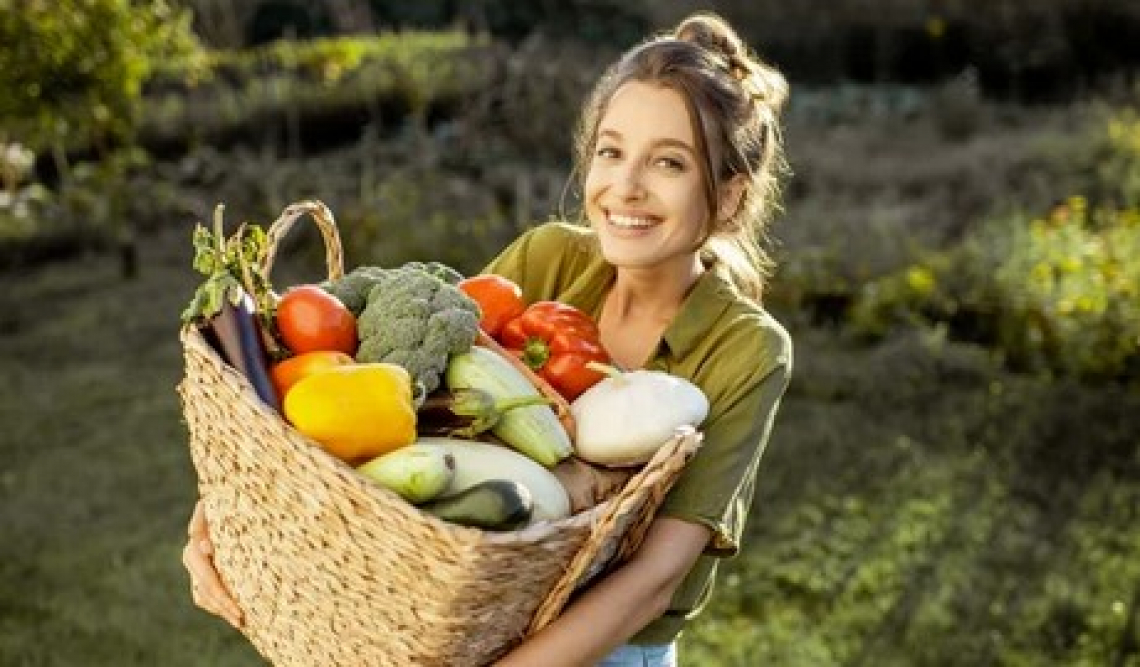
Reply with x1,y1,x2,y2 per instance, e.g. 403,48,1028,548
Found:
595,146,620,160
656,156,687,171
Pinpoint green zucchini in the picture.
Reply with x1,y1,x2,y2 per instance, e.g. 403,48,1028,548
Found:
444,346,573,467
356,444,455,504
421,479,533,531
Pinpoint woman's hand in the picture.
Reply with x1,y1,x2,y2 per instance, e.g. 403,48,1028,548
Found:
182,499,244,628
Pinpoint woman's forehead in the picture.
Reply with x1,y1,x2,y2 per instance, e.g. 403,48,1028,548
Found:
600,81,697,147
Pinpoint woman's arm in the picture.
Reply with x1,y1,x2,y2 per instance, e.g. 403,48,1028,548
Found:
494,516,711,667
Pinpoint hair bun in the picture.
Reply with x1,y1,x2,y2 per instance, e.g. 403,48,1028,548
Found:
675,12,788,111
674,13,744,63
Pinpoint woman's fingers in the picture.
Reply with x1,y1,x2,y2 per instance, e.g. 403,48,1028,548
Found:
187,499,208,538
183,538,243,626
183,502,245,628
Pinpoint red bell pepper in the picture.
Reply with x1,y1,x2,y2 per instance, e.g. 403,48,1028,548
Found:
499,301,611,401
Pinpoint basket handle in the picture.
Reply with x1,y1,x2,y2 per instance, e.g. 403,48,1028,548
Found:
262,200,345,282
526,427,702,634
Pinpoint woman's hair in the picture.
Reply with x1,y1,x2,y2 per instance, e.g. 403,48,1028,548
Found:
571,12,789,302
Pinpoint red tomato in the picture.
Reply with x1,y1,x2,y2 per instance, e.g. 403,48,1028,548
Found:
275,285,358,355
457,274,526,338
270,350,355,399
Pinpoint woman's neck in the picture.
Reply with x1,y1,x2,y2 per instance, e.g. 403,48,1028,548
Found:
605,256,705,325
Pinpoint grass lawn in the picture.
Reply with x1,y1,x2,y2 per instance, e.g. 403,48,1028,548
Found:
0,228,264,665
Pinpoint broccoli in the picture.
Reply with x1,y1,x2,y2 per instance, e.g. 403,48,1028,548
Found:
401,261,465,285
322,265,390,316
350,263,480,405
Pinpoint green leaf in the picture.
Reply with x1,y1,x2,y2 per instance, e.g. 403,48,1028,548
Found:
190,225,219,276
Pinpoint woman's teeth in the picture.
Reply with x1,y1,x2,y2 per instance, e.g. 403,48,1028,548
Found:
609,213,655,229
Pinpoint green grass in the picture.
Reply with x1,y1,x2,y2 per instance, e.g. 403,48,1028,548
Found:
683,329,1140,666
0,231,263,665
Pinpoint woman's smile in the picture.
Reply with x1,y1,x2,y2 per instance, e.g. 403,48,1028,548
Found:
605,209,660,232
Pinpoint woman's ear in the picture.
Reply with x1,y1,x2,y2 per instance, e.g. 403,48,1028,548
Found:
716,174,748,222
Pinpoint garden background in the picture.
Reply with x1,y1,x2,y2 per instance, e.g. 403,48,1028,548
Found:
1,1,1138,665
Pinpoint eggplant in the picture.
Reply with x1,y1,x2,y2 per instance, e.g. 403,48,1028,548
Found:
202,287,281,413
416,388,549,439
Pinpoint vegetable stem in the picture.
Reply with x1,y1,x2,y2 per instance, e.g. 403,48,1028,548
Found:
585,361,622,379
521,337,551,372
213,203,225,256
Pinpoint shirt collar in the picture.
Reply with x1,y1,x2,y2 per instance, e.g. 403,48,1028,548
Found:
659,264,736,360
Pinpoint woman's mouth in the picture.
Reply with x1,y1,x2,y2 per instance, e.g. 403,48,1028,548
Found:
607,211,658,230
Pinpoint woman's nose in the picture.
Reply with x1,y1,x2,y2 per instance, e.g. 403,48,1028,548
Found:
614,163,647,200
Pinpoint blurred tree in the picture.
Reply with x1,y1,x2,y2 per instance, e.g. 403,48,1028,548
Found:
0,0,199,156
0,0,200,276
326,0,375,34
247,0,333,45
184,0,253,49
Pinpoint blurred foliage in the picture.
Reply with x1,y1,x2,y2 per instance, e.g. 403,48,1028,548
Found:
0,143,165,271
0,0,201,152
1089,106,1140,208
149,28,480,92
180,0,647,49
142,30,492,152
681,327,1140,665
850,197,1140,379
766,98,1140,381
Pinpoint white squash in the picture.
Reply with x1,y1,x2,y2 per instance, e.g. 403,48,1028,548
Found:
571,365,709,466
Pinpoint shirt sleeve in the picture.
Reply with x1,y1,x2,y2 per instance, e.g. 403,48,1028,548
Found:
656,346,792,558
479,223,587,306
480,228,531,289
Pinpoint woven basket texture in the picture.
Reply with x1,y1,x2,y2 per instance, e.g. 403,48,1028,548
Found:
176,201,702,666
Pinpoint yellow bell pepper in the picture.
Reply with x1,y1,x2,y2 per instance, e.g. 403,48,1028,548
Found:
283,362,416,462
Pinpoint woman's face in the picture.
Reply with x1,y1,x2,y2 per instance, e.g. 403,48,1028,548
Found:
584,81,710,273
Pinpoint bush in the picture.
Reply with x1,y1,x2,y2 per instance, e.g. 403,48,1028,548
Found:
851,197,1140,380
140,30,492,153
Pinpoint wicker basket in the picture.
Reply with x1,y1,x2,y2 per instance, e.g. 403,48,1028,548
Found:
176,201,702,666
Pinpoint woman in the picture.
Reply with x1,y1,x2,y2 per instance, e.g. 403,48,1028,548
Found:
184,12,792,666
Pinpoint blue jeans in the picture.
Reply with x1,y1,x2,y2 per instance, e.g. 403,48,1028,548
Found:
597,643,677,666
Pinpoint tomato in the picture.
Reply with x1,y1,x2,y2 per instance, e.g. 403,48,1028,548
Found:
457,274,526,338
270,350,356,399
275,285,358,355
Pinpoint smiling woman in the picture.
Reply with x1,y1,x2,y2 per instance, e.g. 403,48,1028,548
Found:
481,12,794,665
182,10,793,667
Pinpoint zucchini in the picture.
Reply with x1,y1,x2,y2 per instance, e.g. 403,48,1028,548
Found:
415,437,571,522
444,346,572,467
356,444,456,504
421,479,533,531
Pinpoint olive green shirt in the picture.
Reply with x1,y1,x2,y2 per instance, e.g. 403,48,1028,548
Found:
483,222,793,645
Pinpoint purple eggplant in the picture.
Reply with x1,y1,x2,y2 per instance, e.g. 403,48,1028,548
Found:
201,288,281,413
182,205,282,413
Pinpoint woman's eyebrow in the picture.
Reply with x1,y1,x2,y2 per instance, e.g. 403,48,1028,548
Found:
654,138,697,156
598,129,696,156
